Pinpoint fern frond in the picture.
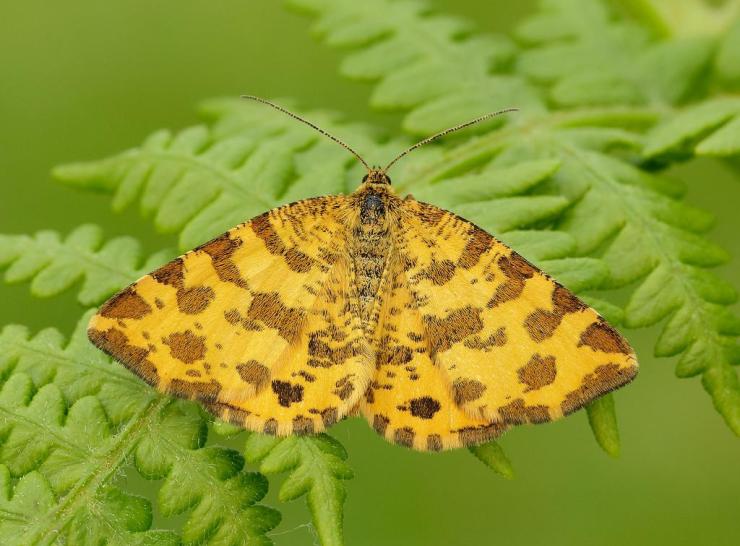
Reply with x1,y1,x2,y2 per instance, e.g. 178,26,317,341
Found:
0,465,179,546
0,224,173,306
644,97,740,160
468,440,515,478
0,312,280,544
289,0,543,135
244,433,352,546
618,0,740,39
715,15,740,85
514,0,715,107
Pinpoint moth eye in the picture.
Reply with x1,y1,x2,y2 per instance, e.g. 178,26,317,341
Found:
385,175,392,185
362,174,369,182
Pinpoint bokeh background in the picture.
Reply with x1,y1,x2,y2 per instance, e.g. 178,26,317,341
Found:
1,1,738,545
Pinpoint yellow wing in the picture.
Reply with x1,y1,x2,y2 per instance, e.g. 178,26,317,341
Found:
88,196,372,435
360,250,506,451
386,198,637,427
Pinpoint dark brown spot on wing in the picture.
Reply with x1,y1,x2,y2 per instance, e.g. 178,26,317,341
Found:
264,418,278,434
248,292,305,344
377,342,414,367
426,434,443,451
321,407,338,427
203,401,250,425
224,309,241,324
199,233,248,289
307,334,363,368
415,202,446,226
168,378,221,402
413,258,456,286
409,396,441,419
524,285,587,341
498,398,550,424
151,258,185,288
176,286,215,314
99,287,152,320
237,360,269,389
284,248,315,273
224,308,264,332
457,423,504,446
464,327,507,351
271,380,304,407
561,363,637,415
88,327,158,385
407,331,424,343
163,330,206,364
517,354,557,392
333,375,355,400
424,306,483,357
524,309,561,342
579,320,632,354
293,416,315,434
487,253,536,308
373,414,390,435
295,370,316,383
458,228,493,269
251,213,285,254
394,427,415,448
452,378,487,405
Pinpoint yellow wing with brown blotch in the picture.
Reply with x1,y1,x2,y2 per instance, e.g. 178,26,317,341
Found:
385,198,638,428
88,196,372,436
360,250,506,451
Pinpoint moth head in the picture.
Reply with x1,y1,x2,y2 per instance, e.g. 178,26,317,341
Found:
362,169,391,186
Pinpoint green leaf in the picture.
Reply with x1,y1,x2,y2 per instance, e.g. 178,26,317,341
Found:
0,313,280,544
0,465,180,546
245,433,352,546
515,0,714,107
585,395,620,458
697,115,740,156
468,441,515,479
411,159,561,207
289,0,544,136
644,97,740,160
620,0,740,39
0,224,173,306
715,15,740,86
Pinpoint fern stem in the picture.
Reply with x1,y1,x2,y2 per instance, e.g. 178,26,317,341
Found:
22,396,171,544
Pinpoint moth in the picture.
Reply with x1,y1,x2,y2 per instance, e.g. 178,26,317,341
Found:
89,97,638,451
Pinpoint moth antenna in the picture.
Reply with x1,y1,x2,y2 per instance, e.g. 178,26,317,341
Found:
241,95,371,171
383,108,519,173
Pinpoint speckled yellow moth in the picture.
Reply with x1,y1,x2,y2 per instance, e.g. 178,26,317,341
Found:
89,97,637,451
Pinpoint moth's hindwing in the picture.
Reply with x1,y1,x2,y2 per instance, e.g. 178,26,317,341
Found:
361,249,506,451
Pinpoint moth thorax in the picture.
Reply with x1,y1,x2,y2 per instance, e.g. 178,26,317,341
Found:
360,192,386,225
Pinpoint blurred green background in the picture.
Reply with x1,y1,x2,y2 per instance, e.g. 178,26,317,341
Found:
1,1,738,545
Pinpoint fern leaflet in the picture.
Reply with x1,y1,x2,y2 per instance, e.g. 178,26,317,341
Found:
0,312,281,545
0,225,173,306
243,433,353,546
644,97,740,160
